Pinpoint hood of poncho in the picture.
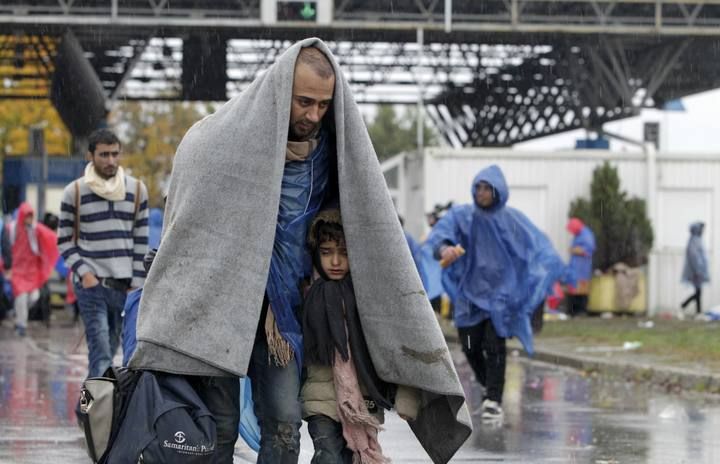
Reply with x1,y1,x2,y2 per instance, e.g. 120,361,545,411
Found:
130,38,471,463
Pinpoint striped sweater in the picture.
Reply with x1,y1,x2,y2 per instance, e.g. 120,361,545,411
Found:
58,175,149,288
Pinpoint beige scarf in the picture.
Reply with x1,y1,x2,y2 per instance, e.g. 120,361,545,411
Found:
285,125,320,162
265,307,294,367
84,162,126,201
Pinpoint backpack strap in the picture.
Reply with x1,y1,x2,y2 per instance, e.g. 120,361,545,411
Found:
73,180,80,245
133,179,141,221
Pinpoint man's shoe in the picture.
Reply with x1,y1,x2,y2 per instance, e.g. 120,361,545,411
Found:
14,325,26,337
481,399,503,421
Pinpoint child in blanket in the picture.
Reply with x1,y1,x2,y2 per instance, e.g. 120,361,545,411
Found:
301,208,420,464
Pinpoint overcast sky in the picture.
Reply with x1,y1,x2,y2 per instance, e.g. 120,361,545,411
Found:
515,88,720,153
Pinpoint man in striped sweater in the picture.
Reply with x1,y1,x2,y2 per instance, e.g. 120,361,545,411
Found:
58,128,149,378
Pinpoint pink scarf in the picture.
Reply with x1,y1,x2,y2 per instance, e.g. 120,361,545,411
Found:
333,345,391,463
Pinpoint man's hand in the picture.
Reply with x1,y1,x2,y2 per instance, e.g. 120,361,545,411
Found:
440,245,465,268
82,272,100,289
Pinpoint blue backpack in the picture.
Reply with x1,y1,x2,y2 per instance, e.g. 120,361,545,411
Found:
105,371,216,463
122,288,261,451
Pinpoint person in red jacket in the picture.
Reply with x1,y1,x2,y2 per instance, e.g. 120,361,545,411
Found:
7,202,59,336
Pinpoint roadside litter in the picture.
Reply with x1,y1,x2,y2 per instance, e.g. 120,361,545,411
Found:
575,341,642,353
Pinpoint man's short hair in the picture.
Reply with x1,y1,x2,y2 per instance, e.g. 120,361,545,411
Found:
88,128,121,153
297,47,335,80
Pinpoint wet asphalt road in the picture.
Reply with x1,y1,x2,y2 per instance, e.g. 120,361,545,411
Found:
1,321,719,464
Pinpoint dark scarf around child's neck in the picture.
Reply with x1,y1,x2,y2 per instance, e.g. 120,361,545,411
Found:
302,271,394,410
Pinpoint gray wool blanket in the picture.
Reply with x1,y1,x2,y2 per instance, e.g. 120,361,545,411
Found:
129,38,471,463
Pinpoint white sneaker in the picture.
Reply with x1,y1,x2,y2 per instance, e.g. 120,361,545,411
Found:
481,399,503,421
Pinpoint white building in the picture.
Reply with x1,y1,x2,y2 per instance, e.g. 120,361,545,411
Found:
383,148,719,314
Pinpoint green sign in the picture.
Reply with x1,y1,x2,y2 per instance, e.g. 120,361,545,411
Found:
300,3,316,20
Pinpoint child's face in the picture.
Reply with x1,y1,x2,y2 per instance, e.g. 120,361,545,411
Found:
319,239,349,280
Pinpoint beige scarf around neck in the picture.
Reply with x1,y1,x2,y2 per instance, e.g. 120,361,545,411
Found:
84,162,126,201
285,125,321,162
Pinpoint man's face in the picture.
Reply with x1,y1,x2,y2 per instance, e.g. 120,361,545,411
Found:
319,239,349,281
475,182,495,209
289,63,335,141
89,142,121,179
23,212,33,226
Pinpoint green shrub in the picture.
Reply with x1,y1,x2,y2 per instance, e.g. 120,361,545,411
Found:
569,162,654,272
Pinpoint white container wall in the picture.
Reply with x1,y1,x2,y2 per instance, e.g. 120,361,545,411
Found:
384,148,720,314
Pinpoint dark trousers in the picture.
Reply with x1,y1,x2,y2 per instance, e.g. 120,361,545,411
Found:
307,415,353,464
188,376,240,464
681,286,702,314
531,302,544,334
458,319,506,404
188,333,303,464
567,295,588,317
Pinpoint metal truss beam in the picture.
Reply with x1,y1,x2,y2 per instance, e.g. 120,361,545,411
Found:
2,2,720,145
427,37,700,146
4,1,720,37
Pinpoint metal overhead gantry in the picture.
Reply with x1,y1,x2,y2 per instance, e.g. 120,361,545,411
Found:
1,0,720,147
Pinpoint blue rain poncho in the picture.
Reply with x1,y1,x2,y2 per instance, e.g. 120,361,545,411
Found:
426,165,568,354
147,208,164,250
682,222,710,287
419,243,444,301
266,130,330,372
405,231,444,300
569,224,596,283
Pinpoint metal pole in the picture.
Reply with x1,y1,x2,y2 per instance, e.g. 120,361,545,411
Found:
445,0,452,33
416,28,424,156
30,126,47,219
645,141,658,316
408,27,426,238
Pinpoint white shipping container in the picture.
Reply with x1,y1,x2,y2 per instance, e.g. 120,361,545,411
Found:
382,148,720,314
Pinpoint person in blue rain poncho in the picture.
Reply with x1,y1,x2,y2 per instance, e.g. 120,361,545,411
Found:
427,165,568,421
566,217,596,317
681,221,710,315
400,216,445,305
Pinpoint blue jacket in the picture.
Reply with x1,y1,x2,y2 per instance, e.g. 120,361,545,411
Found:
426,165,567,354
682,222,709,286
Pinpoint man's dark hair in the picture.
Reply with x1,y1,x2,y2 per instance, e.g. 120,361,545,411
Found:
315,221,345,249
297,47,335,80
88,128,121,153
